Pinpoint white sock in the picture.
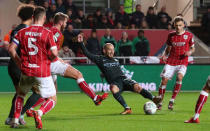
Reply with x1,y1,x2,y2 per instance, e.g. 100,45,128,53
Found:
19,115,24,119
194,113,200,120
13,118,19,124
170,99,175,102
93,95,98,101
37,110,43,117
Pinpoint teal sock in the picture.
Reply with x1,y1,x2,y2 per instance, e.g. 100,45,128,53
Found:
113,92,128,109
140,89,153,100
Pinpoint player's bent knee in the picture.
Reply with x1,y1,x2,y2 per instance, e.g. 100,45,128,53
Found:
177,73,184,81
161,78,168,85
110,85,119,93
76,71,83,79
50,95,57,102
133,84,142,93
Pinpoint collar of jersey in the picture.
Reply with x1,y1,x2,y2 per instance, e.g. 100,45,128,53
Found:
176,30,185,35
31,24,42,26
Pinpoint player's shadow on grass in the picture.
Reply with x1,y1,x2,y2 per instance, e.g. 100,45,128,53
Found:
45,113,165,121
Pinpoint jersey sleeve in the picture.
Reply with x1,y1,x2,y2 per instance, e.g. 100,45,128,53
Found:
189,34,195,47
12,31,21,46
166,33,172,46
48,31,57,51
80,42,102,64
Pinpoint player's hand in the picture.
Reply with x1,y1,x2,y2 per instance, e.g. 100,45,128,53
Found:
161,55,167,62
184,51,192,56
77,34,83,43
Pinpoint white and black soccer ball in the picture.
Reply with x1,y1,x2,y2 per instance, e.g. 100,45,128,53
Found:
143,101,157,115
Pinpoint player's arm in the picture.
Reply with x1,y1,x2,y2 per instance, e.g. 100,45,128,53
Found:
8,42,21,68
48,32,58,61
161,33,172,62
184,46,195,56
77,34,101,63
161,45,172,62
184,35,195,56
50,47,58,60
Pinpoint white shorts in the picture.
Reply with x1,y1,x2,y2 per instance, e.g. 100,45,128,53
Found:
160,64,187,80
19,74,56,98
51,60,69,81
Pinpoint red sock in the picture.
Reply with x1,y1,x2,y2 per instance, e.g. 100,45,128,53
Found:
171,82,182,99
77,78,96,99
14,96,24,118
159,85,166,99
32,97,45,108
39,99,56,115
195,90,208,114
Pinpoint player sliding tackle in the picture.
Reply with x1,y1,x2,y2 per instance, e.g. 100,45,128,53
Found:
77,34,161,115
158,16,195,110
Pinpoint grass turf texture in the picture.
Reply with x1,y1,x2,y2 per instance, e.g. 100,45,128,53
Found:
0,92,210,131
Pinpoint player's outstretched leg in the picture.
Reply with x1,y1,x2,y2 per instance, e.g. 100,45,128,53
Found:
110,85,131,115
24,97,45,117
185,82,209,123
20,92,42,118
33,97,56,129
10,95,24,128
158,77,168,110
64,65,108,105
133,83,161,106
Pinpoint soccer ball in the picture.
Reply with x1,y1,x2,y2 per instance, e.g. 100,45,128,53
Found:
143,101,157,115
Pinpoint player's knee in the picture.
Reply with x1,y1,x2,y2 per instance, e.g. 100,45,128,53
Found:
75,71,83,79
50,95,57,102
161,78,168,85
110,85,119,93
176,74,183,81
133,84,142,93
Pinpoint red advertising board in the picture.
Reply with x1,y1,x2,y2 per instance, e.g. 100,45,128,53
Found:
82,29,171,56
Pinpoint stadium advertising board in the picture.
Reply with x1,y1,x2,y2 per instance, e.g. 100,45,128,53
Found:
0,65,209,92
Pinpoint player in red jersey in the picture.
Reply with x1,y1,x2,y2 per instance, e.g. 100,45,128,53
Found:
185,76,210,123
8,6,58,129
25,12,108,117
157,16,195,110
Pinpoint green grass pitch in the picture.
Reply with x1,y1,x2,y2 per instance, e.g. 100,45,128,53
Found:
0,92,210,131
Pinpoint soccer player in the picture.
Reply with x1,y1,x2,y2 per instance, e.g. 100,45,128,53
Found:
5,4,42,125
77,34,161,115
24,12,108,117
8,6,58,129
185,76,210,123
157,16,195,110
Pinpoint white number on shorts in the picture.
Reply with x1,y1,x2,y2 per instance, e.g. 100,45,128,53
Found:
28,38,38,55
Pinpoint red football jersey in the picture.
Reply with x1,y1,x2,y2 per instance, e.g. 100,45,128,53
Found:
166,31,194,66
50,26,63,50
13,24,57,77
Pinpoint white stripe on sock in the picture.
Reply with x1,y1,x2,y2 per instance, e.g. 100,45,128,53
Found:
77,78,85,84
196,96,206,115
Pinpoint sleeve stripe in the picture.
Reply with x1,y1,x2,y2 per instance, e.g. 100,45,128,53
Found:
53,36,57,42
50,46,57,50
12,38,19,45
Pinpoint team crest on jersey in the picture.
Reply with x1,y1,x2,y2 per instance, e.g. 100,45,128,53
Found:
183,35,188,40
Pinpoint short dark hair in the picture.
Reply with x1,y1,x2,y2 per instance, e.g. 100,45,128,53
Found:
33,6,46,21
173,16,184,24
54,12,69,24
17,4,34,21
